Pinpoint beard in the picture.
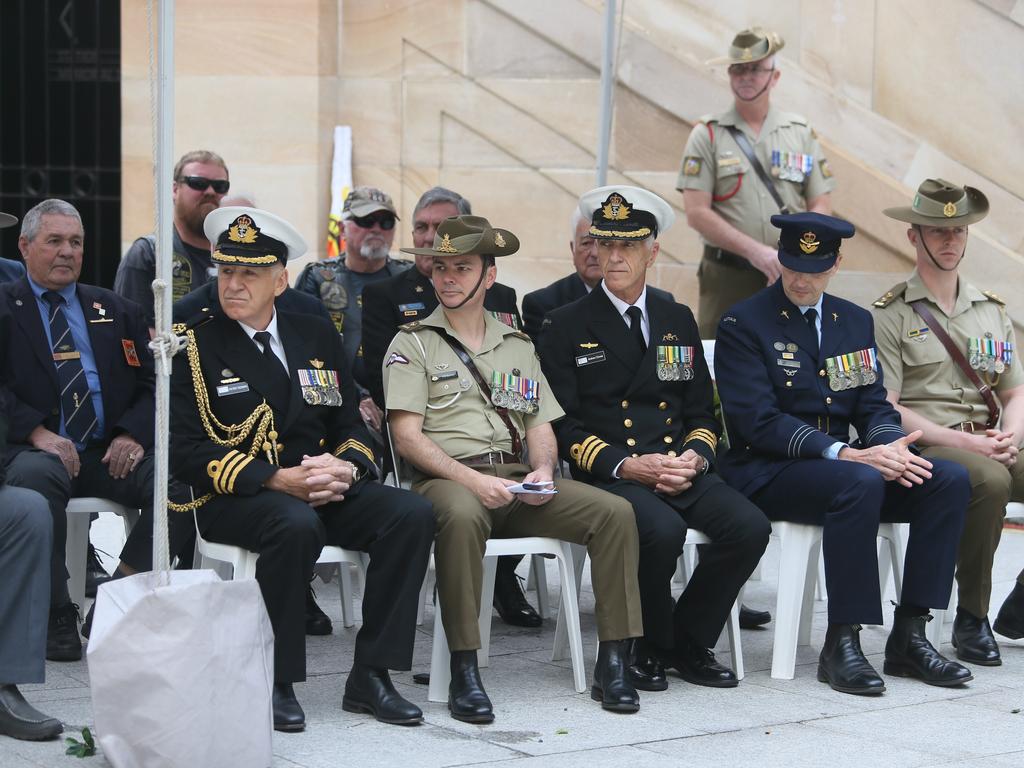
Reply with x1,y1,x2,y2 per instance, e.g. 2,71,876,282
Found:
359,242,390,261
177,197,219,240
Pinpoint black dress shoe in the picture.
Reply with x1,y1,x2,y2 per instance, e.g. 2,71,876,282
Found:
816,624,885,695
626,639,667,692
952,608,1001,666
994,582,1024,640
591,640,640,712
739,604,771,629
492,559,542,628
343,664,423,725
46,602,82,662
884,612,973,687
272,682,305,732
666,637,738,688
448,650,494,723
85,544,112,599
0,685,63,741
305,585,332,636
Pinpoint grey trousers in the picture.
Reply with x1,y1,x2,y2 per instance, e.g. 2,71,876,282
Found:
0,485,52,684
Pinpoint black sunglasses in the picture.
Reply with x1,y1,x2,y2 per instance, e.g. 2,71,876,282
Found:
179,175,230,194
351,213,396,230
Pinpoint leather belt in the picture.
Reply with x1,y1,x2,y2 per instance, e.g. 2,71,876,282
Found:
460,451,522,467
703,244,757,272
953,422,988,433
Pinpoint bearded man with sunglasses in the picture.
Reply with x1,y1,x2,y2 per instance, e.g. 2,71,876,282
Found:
295,187,412,433
115,150,231,328
676,28,835,338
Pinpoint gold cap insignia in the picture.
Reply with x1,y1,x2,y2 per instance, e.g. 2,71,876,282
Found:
437,233,458,253
943,201,957,217
741,47,752,61
579,342,599,349
494,232,506,248
601,193,631,221
799,231,820,254
310,358,324,369
228,215,259,244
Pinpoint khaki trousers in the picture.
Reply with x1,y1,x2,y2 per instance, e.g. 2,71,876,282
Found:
922,446,1024,617
697,256,768,339
414,464,643,651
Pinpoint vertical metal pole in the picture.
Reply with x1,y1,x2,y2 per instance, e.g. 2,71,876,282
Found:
595,0,617,186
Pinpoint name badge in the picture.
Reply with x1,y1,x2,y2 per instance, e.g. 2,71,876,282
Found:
575,351,607,367
53,350,81,361
217,382,250,397
398,302,426,312
430,371,459,382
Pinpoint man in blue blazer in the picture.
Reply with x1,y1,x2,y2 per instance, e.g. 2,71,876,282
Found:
0,199,188,663
715,211,972,695
0,211,26,282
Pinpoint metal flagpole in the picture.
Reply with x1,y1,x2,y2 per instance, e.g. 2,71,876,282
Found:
595,0,617,186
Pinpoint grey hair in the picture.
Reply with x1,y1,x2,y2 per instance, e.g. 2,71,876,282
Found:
413,187,471,219
570,207,588,238
20,199,83,241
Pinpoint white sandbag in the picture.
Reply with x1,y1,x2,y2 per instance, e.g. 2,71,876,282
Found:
87,570,274,768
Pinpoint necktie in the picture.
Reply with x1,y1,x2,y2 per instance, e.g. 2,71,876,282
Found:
253,330,291,405
626,306,647,353
803,307,819,356
43,291,98,445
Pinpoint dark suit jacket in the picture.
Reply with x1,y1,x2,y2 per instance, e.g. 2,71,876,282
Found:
714,280,906,497
0,258,25,283
361,267,521,408
172,281,334,326
170,309,377,500
539,286,720,484
0,278,155,455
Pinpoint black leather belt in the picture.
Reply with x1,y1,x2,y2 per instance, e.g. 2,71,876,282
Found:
703,244,757,272
460,451,522,467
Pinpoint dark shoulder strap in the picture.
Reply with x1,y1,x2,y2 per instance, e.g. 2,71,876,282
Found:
909,300,1000,428
724,125,791,214
429,326,523,458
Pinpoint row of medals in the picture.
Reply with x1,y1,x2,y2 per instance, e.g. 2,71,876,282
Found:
490,388,539,414
827,365,876,392
968,352,1009,374
658,362,695,381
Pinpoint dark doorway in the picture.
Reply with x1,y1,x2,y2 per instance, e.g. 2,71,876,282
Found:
0,0,121,287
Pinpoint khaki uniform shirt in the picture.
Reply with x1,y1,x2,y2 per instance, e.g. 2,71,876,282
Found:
872,269,1023,428
675,104,835,246
383,306,563,460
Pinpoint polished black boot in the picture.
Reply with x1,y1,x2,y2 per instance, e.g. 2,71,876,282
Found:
591,640,640,712
993,582,1024,640
626,639,667,692
884,612,973,686
305,584,332,636
951,608,1001,666
666,635,738,688
0,685,63,741
46,602,82,662
85,544,112,599
816,623,885,695
739,604,772,629
272,682,305,732
343,664,422,725
448,650,493,723
492,558,542,628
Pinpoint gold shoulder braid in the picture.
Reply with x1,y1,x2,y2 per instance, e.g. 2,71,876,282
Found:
168,329,280,512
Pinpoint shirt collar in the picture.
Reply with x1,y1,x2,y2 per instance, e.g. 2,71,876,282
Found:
903,269,986,317
238,309,281,343
421,304,515,354
600,280,648,320
27,276,77,305
796,293,824,318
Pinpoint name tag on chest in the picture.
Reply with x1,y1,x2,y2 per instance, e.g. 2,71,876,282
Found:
216,382,250,397
576,351,607,367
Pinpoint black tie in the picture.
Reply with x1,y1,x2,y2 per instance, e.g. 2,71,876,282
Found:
253,330,290,405
803,308,819,356
626,306,646,353
43,291,98,445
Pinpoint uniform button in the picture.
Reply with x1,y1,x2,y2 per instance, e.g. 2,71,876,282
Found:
631,453,639,458
658,401,668,410
825,397,833,405
626,438,636,447
623,418,633,427
276,443,285,452
665,417,673,425
667,450,677,457
663,435,672,444
785,381,793,388
319,438,326,447
621,400,629,409
819,369,826,377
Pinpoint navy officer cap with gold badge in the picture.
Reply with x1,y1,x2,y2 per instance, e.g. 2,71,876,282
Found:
203,206,308,267
578,185,675,241
770,211,855,274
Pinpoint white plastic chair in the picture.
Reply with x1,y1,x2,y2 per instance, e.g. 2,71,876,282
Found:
427,536,586,703
66,498,140,609
770,520,905,679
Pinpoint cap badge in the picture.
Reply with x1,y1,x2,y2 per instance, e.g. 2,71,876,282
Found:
437,233,459,254
601,193,631,221
799,231,820,254
943,201,957,217
228,215,259,244
494,232,506,248
741,47,752,61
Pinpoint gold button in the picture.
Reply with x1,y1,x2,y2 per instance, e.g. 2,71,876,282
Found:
663,435,672,444
667,450,677,457
626,438,636,447
276,443,285,452
826,397,833,404
621,400,629,409
658,401,668,410
632,453,639,458
819,369,826,377
624,418,633,428
785,381,793,388
665,417,673,425
319,438,326,447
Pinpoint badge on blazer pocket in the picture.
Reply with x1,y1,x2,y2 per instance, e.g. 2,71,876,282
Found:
575,350,607,367
216,382,250,397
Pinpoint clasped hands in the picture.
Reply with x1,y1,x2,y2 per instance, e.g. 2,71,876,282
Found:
267,453,360,506
620,450,705,495
838,430,931,488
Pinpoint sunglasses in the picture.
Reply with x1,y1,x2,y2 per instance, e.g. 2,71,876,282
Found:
728,64,775,77
178,175,230,194
351,213,396,230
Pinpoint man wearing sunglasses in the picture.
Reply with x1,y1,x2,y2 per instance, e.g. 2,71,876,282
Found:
295,186,413,433
114,150,231,329
676,28,835,339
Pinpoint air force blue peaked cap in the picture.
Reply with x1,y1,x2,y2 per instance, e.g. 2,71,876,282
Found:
770,212,855,274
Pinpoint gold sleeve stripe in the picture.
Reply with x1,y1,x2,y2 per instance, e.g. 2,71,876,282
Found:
684,429,718,453
334,439,375,464
222,454,253,494
571,435,600,466
580,438,609,473
217,451,249,494
207,450,241,494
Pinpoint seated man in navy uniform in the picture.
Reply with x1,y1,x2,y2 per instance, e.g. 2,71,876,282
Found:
539,186,770,690
715,212,973,694
0,210,26,282
170,206,434,732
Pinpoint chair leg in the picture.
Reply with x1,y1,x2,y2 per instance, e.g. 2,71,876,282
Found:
531,554,550,619
478,556,498,668
65,512,90,610
798,539,820,647
338,564,356,628
815,549,827,601
726,600,744,680
553,542,587,693
552,544,588,662
771,524,818,680
428,594,451,703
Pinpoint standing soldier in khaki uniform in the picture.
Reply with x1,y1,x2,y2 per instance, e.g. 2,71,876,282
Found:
385,215,644,723
873,179,1024,666
677,27,835,338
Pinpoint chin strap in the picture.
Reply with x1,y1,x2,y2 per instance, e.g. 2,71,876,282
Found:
435,263,488,310
915,224,964,272
731,77,773,103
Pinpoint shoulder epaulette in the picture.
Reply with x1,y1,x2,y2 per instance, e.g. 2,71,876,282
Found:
398,321,422,332
872,283,907,308
982,290,1006,306
172,322,187,334
509,330,533,343
698,113,716,125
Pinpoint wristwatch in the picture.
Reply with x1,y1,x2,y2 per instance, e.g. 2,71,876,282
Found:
350,465,362,484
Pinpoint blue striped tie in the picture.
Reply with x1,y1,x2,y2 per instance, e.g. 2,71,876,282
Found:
43,291,98,445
